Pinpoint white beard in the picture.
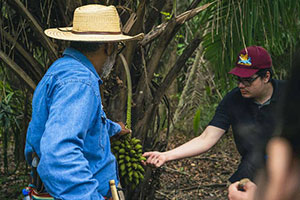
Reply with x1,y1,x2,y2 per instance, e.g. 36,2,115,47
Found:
101,53,117,79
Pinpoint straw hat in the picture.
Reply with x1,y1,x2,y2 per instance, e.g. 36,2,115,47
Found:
44,4,144,42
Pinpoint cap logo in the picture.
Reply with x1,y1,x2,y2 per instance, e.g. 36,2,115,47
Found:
238,54,252,66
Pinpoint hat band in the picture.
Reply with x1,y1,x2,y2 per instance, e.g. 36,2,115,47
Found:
71,30,121,35
56,28,121,35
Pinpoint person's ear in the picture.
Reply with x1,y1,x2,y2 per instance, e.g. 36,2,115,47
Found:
264,71,271,83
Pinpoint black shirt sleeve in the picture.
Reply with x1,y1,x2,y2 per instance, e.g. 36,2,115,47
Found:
208,91,233,132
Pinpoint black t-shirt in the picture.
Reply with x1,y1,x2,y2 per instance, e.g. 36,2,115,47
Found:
209,79,286,182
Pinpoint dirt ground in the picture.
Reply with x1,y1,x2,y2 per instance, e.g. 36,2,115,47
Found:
0,155,29,199
0,131,240,200
154,131,240,200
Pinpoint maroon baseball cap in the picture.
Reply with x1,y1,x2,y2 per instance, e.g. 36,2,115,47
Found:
229,46,272,77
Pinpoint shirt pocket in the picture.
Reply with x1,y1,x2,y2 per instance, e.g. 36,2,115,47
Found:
99,109,109,150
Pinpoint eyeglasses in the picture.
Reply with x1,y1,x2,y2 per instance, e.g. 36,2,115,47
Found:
114,42,126,55
236,75,260,87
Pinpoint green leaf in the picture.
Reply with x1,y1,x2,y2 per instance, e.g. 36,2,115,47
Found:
160,11,171,17
193,108,201,134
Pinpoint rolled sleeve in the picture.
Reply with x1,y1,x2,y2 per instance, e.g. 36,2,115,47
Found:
38,81,104,200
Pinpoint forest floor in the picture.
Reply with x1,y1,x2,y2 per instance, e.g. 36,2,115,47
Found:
0,152,29,199
0,131,239,200
154,130,240,200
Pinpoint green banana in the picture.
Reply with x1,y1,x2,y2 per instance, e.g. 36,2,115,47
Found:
120,163,126,171
110,129,145,189
140,156,146,161
125,156,131,162
126,162,132,167
119,154,125,159
119,148,125,154
113,146,120,151
132,163,138,169
135,144,142,150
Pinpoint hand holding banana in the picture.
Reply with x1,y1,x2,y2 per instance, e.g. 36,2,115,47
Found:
117,122,132,135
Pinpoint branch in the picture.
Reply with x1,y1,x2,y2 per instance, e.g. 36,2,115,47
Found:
0,25,44,81
7,0,58,61
179,183,227,191
134,18,177,108
140,3,213,46
123,0,146,68
135,3,213,109
135,32,202,139
0,50,36,90
122,13,137,34
155,190,172,200
153,32,202,105
162,166,192,176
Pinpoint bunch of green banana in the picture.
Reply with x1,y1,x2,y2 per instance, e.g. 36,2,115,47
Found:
111,136,146,189
112,54,146,189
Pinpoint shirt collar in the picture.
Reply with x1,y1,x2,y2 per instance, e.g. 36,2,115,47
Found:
254,98,271,108
63,48,103,85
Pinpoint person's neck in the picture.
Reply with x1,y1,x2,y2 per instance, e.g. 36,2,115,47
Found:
254,82,274,104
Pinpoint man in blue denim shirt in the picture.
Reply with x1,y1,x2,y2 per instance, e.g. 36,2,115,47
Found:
24,4,143,200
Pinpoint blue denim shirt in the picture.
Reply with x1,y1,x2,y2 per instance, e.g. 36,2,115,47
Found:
25,48,121,200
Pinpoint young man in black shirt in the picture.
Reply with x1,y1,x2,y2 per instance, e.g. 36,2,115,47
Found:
143,46,286,183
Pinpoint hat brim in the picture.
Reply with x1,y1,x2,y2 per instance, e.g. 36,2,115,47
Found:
44,27,144,42
228,67,259,78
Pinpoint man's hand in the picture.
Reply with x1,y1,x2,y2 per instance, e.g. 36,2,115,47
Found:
142,151,167,167
117,122,132,135
228,180,257,200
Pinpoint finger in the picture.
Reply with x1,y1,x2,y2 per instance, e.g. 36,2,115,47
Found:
142,152,150,157
119,131,126,136
149,155,160,165
141,160,146,166
151,158,157,166
229,181,240,192
123,129,131,134
144,153,154,163
143,152,154,157
141,155,153,166
119,129,131,135
155,159,163,167
151,155,162,167
244,181,257,191
228,182,244,200
148,155,157,165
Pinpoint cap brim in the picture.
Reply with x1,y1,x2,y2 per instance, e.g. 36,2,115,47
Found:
228,67,259,78
44,27,144,42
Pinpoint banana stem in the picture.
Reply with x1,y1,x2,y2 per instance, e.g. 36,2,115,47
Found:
119,53,132,130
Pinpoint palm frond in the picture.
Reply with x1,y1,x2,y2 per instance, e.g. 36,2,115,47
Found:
201,0,300,89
